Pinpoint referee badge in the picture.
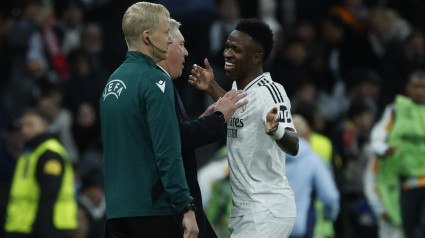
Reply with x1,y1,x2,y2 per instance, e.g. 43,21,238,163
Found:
103,79,127,100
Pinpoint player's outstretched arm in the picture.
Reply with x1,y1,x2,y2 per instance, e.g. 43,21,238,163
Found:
275,129,299,156
266,107,299,156
188,58,226,101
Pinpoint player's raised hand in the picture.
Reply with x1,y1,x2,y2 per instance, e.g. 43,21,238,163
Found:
214,89,248,122
266,107,279,135
188,58,215,91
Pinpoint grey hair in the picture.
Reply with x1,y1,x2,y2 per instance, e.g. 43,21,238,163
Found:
169,18,181,30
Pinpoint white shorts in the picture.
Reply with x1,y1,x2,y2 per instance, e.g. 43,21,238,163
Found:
228,210,295,238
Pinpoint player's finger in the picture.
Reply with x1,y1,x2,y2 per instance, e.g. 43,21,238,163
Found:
190,69,199,76
265,124,277,133
204,58,212,71
267,118,279,132
266,107,278,122
188,76,198,85
266,123,277,133
193,63,205,72
265,123,276,134
188,75,197,81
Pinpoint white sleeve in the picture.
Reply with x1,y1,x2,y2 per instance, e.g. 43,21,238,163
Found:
260,84,296,132
363,156,385,216
370,104,395,156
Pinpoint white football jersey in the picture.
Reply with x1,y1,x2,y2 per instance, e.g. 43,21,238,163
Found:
227,72,296,218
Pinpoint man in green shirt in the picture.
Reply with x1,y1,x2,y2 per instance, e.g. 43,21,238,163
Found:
100,2,197,238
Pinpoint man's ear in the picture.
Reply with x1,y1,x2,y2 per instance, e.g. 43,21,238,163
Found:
253,52,263,65
142,30,150,45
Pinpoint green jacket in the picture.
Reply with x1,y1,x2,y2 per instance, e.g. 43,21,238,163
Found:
100,51,192,219
376,95,425,226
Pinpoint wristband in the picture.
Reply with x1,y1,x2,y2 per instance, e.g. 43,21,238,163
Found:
182,201,197,214
272,126,285,140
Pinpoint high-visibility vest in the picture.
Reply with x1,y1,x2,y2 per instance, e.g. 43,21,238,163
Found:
5,138,78,233
386,95,425,177
376,95,425,226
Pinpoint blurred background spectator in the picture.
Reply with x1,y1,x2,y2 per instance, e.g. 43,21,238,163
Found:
77,167,105,238
37,82,79,163
1,0,425,237
54,1,84,57
286,115,340,238
0,120,23,237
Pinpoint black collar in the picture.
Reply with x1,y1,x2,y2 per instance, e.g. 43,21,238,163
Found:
25,133,56,150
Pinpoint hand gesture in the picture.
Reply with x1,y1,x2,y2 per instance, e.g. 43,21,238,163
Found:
188,58,215,91
182,211,199,238
214,90,248,122
265,107,279,135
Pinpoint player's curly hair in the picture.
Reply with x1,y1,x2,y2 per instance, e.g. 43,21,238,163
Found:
235,18,274,62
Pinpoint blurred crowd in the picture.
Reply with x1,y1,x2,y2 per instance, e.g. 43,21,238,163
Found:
1,0,425,237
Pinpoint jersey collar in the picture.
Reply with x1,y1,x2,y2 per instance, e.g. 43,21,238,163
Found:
236,72,272,92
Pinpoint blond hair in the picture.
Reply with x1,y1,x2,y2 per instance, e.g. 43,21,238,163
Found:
122,2,170,47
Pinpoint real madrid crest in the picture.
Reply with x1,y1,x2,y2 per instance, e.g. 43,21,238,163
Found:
240,105,247,113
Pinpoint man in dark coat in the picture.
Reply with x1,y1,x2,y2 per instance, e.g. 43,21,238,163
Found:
157,18,248,238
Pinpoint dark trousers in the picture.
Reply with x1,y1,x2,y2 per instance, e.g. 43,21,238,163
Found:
5,231,65,238
5,227,65,238
400,187,425,238
105,215,183,238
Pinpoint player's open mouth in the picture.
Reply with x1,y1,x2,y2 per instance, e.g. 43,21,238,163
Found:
224,62,235,71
